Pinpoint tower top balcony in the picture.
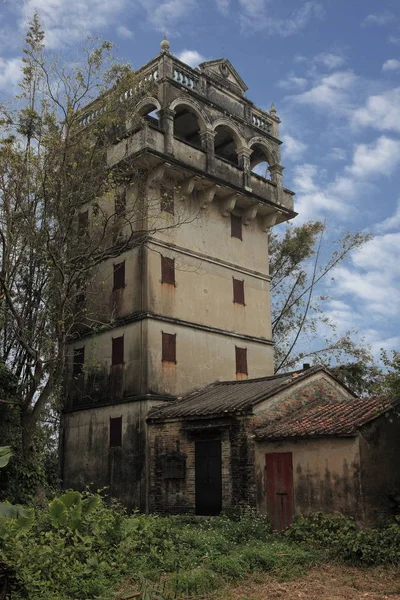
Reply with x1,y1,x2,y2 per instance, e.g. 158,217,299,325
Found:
78,42,296,225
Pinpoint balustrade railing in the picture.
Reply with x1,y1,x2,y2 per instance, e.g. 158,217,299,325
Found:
78,68,159,127
173,67,197,90
252,113,271,133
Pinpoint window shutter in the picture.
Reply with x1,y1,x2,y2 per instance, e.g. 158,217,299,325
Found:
109,416,122,447
235,346,248,375
233,278,245,304
162,332,176,363
161,256,175,285
113,261,125,290
73,347,85,376
231,214,242,240
160,185,174,214
78,211,89,237
112,336,124,365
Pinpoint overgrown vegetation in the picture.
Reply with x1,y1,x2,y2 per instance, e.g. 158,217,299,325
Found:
287,512,400,565
0,493,316,600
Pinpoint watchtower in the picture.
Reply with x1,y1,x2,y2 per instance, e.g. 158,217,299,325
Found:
61,40,296,510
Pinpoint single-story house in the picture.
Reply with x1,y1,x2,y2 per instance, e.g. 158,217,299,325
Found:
147,366,400,528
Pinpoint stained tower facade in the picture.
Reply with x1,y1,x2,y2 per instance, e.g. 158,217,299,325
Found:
61,41,295,510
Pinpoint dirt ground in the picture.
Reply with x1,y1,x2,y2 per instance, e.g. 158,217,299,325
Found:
221,564,400,600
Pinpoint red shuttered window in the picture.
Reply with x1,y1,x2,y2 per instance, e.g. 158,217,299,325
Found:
233,278,245,305
112,336,124,366
162,332,176,363
235,346,248,375
161,256,175,285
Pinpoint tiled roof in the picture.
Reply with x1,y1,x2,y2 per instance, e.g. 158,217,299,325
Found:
148,366,326,420
254,395,398,440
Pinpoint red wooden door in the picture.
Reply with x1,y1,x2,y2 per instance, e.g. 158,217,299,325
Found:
265,452,294,531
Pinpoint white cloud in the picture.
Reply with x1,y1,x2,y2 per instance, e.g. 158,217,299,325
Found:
216,0,230,15
289,70,357,112
0,57,22,90
295,51,345,71
328,147,347,161
362,11,395,27
142,0,197,33
21,0,128,48
117,25,134,39
239,0,323,36
382,58,400,72
352,88,400,133
176,50,206,68
277,75,308,90
346,136,400,179
281,134,307,161
375,198,400,234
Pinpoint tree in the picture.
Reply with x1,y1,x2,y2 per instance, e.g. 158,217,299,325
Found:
0,15,189,495
269,221,372,372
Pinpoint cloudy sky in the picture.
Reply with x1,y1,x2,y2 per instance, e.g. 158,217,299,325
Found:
1,0,399,361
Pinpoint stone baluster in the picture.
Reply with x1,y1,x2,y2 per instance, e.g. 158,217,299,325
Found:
200,130,216,173
158,108,175,156
236,146,253,190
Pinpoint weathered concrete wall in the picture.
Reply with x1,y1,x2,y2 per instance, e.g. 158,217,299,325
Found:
146,318,274,396
148,416,255,514
359,413,400,524
255,436,362,519
61,399,156,511
147,240,271,339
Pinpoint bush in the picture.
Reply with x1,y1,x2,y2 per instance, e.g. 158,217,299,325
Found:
286,512,400,565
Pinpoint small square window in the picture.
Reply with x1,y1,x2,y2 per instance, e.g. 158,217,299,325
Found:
113,261,125,290
160,185,174,214
231,214,242,240
112,336,124,366
162,332,176,363
233,278,245,305
161,256,175,285
235,346,247,375
73,347,85,377
110,416,122,447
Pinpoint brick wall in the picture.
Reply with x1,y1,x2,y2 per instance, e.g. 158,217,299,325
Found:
148,416,256,514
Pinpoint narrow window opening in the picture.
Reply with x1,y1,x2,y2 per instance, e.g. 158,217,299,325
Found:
160,185,174,214
75,293,85,311
161,256,175,285
235,346,248,375
112,336,124,366
115,190,126,219
109,416,122,447
233,278,245,305
231,214,242,240
113,261,125,290
162,332,176,363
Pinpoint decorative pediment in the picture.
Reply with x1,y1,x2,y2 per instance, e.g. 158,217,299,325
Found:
199,59,248,94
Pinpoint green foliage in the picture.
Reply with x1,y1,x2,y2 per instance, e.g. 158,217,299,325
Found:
286,512,400,565
0,497,316,600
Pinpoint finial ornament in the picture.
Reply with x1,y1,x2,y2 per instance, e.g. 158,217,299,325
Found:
160,35,170,53
269,103,277,116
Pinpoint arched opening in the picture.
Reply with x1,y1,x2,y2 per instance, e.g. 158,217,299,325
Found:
173,107,202,148
214,125,238,165
138,102,160,127
249,143,271,179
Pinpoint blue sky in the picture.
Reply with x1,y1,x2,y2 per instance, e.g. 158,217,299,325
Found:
1,0,400,361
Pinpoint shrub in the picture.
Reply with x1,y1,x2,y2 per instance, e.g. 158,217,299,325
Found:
286,512,400,565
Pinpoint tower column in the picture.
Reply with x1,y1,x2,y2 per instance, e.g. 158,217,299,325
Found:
200,130,216,173
236,146,253,189
158,108,175,156
269,164,285,203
